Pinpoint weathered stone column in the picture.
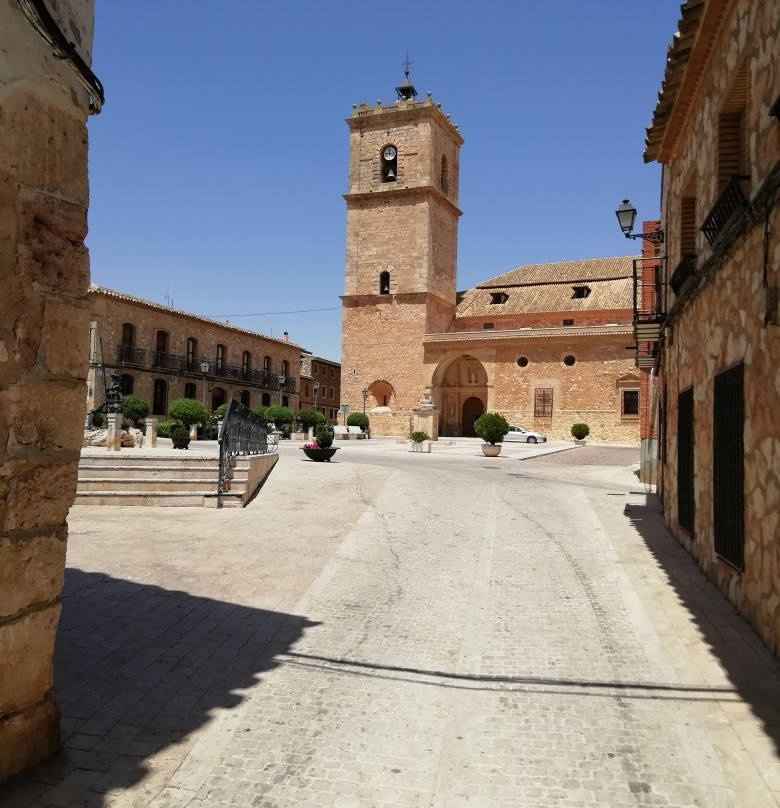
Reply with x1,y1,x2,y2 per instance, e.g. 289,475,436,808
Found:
106,413,122,451
412,388,439,441
0,0,96,782
145,416,159,448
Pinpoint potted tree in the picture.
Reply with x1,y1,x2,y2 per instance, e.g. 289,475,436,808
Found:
474,412,509,457
571,423,590,445
168,397,208,449
408,430,431,453
266,405,294,439
301,424,339,462
346,412,370,434
121,394,150,427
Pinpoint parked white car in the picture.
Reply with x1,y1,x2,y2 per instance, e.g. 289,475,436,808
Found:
503,425,547,444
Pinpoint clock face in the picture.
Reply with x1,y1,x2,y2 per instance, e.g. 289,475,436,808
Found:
383,145,397,161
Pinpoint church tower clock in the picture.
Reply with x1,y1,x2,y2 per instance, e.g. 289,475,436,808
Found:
341,70,463,435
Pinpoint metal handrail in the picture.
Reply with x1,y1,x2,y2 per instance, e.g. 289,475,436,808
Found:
217,398,278,498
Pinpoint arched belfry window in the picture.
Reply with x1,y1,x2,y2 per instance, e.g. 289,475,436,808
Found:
379,271,390,295
380,144,397,183
440,155,449,193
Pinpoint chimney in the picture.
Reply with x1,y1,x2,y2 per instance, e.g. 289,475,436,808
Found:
283,332,289,343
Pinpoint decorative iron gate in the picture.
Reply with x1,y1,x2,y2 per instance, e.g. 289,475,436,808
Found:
677,387,694,534
713,363,744,569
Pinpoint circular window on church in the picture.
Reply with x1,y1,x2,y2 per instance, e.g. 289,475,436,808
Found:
516,356,529,368
563,355,576,366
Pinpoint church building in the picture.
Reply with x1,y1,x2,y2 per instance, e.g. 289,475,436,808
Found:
341,73,641,443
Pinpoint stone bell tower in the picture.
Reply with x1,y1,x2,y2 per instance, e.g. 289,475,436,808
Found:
341,69,463,435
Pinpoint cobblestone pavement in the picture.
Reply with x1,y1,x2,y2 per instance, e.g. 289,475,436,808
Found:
3,441,779,808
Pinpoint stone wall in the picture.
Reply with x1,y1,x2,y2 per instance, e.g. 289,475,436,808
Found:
0,0,95,781
650,0,779,656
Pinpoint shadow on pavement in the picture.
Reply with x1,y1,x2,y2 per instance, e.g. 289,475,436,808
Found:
3,568,318,807
624,497,780,757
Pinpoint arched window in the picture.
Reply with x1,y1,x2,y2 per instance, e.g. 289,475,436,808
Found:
216,344,225,373
152,379,168,415
119,374,134,395
379,271,390,295
240,390,251,408
120,324,135,362
155,331,168,367
440,155,449,193
261,392,271,407
380,144,397,183
263,355,271,374
282,396,289,408
184,382,197,399
242,351,251,380
186,338,198,369
211,387,226,411
282,359,289,377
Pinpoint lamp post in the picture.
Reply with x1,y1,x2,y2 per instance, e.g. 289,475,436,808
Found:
362,387,369,414
313,380,320,414
199,358,211,407
277,372,286,406
615,199,664,244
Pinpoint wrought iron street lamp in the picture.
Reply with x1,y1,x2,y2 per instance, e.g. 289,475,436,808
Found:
615,199,664,245
199,358,211,407
277,372,286,406
362,387,369,414
313,380,320,414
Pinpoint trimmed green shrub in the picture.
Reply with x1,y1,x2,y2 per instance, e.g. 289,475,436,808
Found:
168,398,208,428
170,423,190,439
346,412,369,431
91,411,105,428
571,423,590,440
213,402,228,420
252,404,269,421
315,424,334,449
266,405,294,429
297,409,326,432
156,420,176,438
409,431,430,443
121,394,149,425
474,412,510,445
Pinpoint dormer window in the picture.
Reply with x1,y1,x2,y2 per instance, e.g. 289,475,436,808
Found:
490,292,508,305
381,145,397,183
379,271,390,295
572,286,591,299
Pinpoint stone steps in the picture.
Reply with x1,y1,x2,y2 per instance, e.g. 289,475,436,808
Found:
75,453,255,507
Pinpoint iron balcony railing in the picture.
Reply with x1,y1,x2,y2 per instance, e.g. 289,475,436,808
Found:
701,175,749,246
152,351,186,373
670,255,697,296
632,257,666,347
116,344,146,366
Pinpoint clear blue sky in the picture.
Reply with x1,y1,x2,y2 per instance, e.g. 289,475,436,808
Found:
87,1,681,362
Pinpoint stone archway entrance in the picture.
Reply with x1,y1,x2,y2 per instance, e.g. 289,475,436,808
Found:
462,397,484,437
433,355,488,437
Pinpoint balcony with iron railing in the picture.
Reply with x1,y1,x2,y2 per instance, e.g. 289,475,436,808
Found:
669,254,697,296
632,257,666,344
116,344,146,367
701,175,749,246
152,351,187,373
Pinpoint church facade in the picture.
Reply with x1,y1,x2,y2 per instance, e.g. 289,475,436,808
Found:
341,83,641,443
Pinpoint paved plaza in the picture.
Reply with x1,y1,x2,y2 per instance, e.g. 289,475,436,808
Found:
3,440,779,807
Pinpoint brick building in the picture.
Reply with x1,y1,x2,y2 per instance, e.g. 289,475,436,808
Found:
341,81,641,443
87,286,302,417
641,0,779,656
299,353,341,423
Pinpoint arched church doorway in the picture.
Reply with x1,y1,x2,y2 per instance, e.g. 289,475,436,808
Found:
433,355,488,437
462,397,484,437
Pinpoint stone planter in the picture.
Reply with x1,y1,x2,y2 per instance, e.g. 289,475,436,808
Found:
481,444,502,457
574,439,586,446
301,447,339,462
172,436,191,449
409,440,432,453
